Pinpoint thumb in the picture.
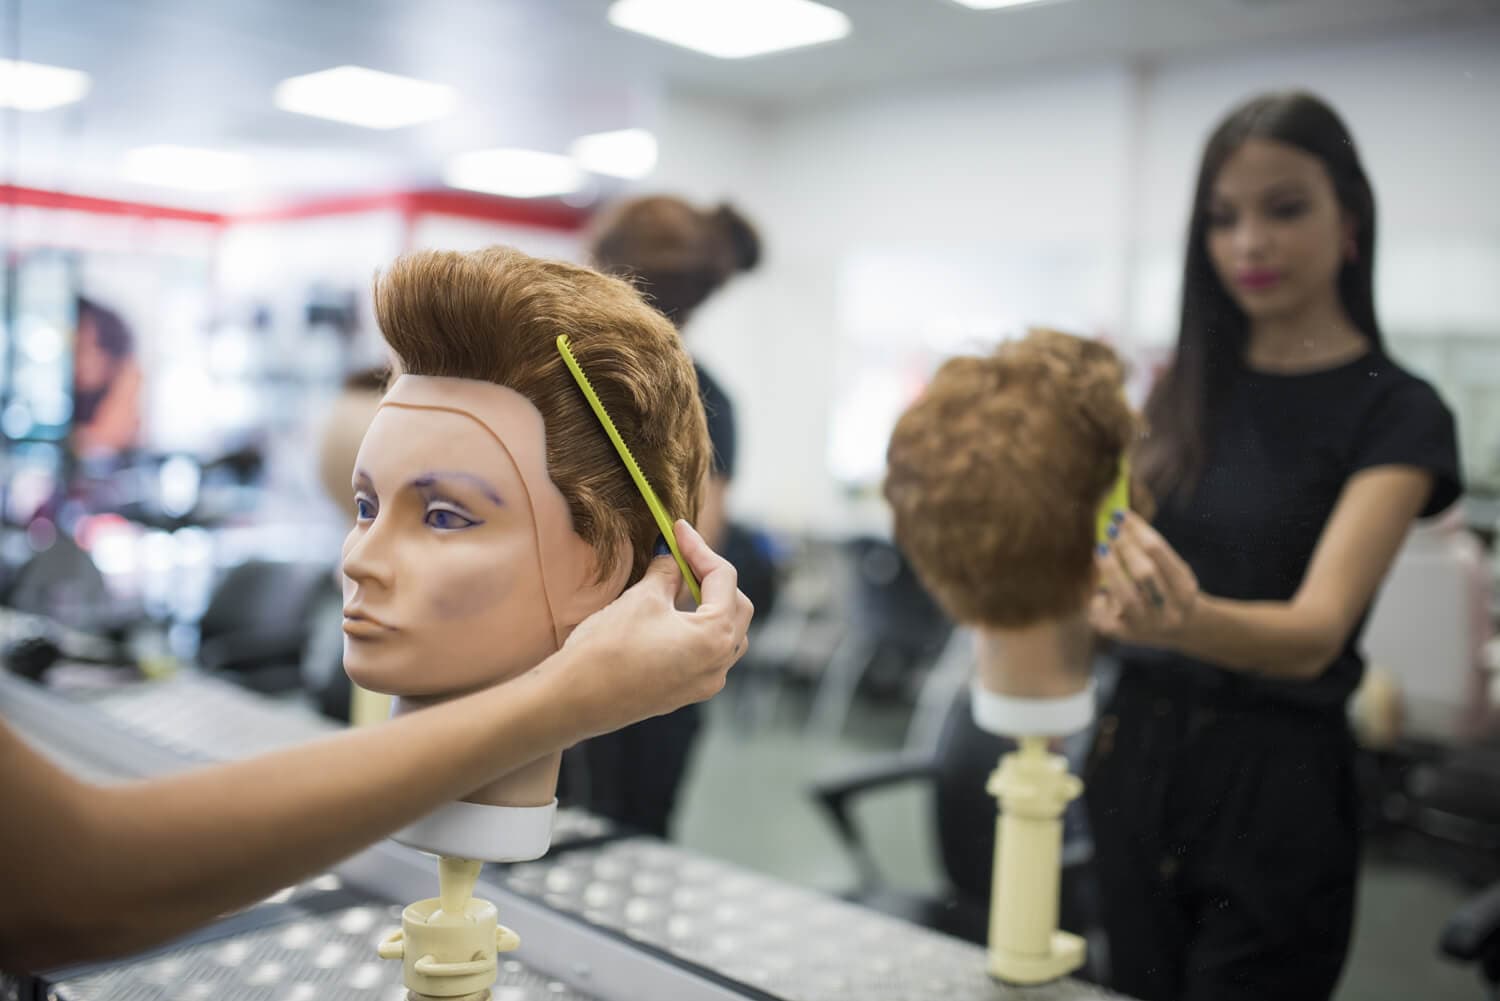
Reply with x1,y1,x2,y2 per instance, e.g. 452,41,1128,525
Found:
636,553,682,602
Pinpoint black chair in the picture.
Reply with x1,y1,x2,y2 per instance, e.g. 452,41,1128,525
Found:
2,534,123,633
805,536,951,737
197,559,335,693
809,685,1096,953
1396,742,1500,995
1441,879,1500,997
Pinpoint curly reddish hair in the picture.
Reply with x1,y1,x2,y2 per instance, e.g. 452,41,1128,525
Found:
373,246,711,586
884,329,1141,628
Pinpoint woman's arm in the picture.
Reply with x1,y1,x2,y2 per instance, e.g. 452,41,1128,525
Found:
0,520,752,973
1093,466,1435,680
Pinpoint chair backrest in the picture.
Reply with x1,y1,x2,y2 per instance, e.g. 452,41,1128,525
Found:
838,536,952,656
3,534,116,631
1361,520,1490,720
930,686,1011,900
197,559,332,672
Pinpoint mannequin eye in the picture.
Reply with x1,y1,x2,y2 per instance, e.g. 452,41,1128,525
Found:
354,496,376,521
425,507,477,531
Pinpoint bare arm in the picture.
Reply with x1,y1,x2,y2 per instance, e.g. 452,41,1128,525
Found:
0,520,752,972
1093,466,1435,680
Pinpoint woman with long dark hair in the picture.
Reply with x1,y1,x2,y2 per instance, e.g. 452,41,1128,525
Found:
1084,92,1461,1000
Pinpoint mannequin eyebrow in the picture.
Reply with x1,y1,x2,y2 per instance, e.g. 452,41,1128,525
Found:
410,472,503,506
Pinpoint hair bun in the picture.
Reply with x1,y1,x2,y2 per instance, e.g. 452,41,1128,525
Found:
712,203,761,273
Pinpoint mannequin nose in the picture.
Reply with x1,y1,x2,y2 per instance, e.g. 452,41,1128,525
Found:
342,520,394,589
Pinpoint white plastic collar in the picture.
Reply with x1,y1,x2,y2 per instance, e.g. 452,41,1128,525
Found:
970,678,1096,738
393,798,557,862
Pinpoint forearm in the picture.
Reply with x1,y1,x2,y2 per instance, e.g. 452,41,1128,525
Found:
8,662,578,969
1168,594,1339,680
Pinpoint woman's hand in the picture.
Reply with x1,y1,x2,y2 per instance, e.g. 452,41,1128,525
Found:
559,519,754,739
1090,511,1200,645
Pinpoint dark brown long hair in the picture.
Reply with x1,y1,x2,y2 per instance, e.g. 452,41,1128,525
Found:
586,196,760,328
1136,91,1382,503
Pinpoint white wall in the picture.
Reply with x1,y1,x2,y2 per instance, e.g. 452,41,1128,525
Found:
648,19,1500,534
408,214,582,262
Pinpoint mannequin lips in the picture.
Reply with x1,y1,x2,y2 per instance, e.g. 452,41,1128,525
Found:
343,607,396,637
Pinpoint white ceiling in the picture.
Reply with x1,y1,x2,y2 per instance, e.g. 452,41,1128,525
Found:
9,0,1498,206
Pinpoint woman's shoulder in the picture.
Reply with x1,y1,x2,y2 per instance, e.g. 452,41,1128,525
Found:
1363,351,1452,420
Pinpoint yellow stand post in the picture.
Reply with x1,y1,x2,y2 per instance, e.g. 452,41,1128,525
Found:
986,736,1086,985
377,856,521,1001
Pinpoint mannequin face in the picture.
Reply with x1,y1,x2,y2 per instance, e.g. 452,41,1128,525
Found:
341,377,626,699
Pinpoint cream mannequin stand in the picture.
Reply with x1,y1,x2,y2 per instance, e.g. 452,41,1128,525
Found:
971,680,1094,984
375,798,556,1000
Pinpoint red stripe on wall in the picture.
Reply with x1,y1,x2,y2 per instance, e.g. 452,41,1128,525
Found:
0,185,227,224
0,185,590,232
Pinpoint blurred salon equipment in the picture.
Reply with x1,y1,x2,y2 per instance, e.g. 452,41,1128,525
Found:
1355,517,1500,887
804,536,952,738
195,558,338,696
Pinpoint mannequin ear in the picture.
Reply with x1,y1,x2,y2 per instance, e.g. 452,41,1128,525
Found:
550,533,635,630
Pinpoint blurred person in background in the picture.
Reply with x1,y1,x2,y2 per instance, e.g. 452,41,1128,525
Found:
573,195,761,838
71,297,143,457
306,365,391,723
1084,91,1461,1001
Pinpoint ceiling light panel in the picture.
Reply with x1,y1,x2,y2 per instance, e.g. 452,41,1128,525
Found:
274,65,457,130
608,0,851,59
0,59,90,111
120,145,252,192
570,128,658,180
444,149,586,199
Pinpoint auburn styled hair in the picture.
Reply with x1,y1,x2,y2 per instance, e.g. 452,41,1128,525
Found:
587,195,760,328
373,246,711,585
884,329,1138,628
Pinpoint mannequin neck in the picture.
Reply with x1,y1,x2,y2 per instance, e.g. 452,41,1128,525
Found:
393,694,562,807
974,616,1092,699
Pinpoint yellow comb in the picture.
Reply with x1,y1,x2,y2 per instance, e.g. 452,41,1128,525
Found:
1096,454,1132,546
556,334,702,603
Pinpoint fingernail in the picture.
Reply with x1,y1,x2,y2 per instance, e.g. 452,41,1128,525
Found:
654,535,672,557
1106,523,1119,540
1097,543,1110,557
1111,509,1125,523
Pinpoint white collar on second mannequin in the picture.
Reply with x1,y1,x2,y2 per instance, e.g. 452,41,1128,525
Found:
970,678,1096,738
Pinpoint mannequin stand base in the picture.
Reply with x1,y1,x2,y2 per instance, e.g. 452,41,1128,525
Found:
989,929,1086,985
406,992,490,1001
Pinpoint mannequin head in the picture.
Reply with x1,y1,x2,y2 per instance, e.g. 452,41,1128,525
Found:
341,247,711,702
885,330,1138,695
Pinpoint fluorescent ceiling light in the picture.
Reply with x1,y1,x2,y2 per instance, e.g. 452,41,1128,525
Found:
949,0,1063,8
570,128,658,180
445,149,585,199
274,65,457,129
608,0,850,59
0,59,90,111
120,145,252,192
